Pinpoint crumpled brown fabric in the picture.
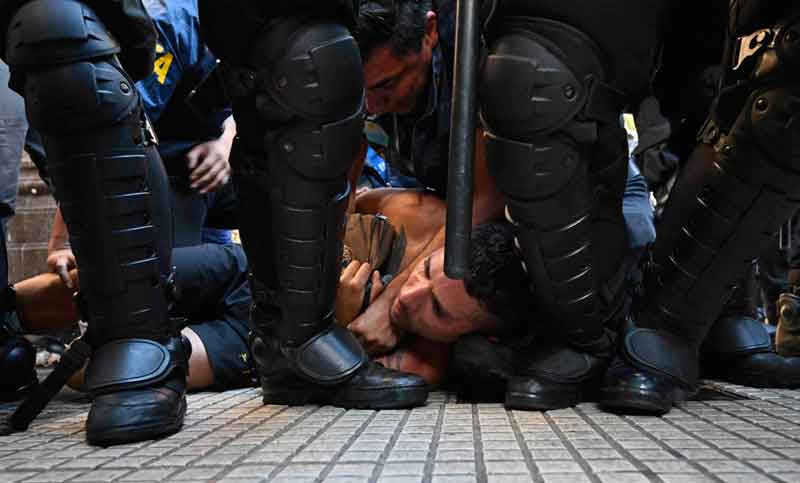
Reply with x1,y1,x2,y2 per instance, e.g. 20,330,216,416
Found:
342,213,406,279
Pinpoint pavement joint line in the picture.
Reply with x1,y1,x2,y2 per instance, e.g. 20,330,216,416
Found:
622,405,722,481
619,408,725,483
369,406,414,482
214,404,324,480
696,394,800,442
421,393,448,483
507,409,545,483
471,402,488,483
317,409,380,481
542,410,603,483
667,402,787,481
573,405,659,477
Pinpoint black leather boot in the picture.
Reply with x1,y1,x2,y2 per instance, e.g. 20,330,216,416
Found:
450,334,515,403
699,265,800,388
250,322,427,409
0,299,38,402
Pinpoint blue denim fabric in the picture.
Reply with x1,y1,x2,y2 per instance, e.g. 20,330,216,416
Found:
0,62,25,221
623,159,656,249
0,61,26,328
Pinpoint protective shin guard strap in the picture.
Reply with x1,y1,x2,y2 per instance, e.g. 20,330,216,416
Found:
622,324,696,388
85,337,188,394
282,324,367,385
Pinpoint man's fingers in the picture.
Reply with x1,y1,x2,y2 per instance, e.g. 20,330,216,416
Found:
185,146,205,170
192,161,224,190
56,261,73,289
340,260,360,282
200,166,231,194
369,271,384,303
353,262,372,286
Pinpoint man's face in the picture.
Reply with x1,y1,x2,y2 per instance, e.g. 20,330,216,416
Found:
390,248,495,342
362,12,439,115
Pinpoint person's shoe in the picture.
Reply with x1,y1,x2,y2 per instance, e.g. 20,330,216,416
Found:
599,357,687,415
84,336,190,447
450,334,514,402
250,327,428,409
0,332,38,402
699,313,800,388
777,292,800,357
505,344,610,411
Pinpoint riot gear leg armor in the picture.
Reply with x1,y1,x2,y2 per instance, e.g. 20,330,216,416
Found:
601,1,800,414
480,16,630,410
4,0,188,445
219,16,428,408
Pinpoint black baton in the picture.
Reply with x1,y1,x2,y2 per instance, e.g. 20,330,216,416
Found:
445,0,481,279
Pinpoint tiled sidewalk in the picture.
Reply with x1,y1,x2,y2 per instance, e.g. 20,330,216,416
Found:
1,383,800,482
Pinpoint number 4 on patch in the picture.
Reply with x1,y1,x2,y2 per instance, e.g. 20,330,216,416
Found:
153,52,174,85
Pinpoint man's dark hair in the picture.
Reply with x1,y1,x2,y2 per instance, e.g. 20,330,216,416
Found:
355,0,433,58
464,222,532,330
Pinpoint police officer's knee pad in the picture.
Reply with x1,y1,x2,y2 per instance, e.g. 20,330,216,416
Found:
250,19,365,181
479,18,620,201
6,0,120,71
250,19,364,123
23,58,139,134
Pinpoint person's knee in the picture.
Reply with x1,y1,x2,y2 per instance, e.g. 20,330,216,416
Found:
181,327,215,391
6,0,137,134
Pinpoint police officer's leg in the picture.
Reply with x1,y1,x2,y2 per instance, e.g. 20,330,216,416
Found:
0,60,36,401
225,17,427,408
601,1,800,414
480,17,629,410
5,0,188,445
700,261,800,389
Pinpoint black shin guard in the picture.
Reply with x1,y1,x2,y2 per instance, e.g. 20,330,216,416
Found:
229,18,366,381
6,0,186,445
619,10,800,392
226,17,427,408
481,18,628,352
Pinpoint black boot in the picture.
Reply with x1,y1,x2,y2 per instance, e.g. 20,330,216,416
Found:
450,334,515,403
600,6,800,414
250,320,427,409
0,287,37,402
697,263,800,387
225,18,428,409
7,0,188,446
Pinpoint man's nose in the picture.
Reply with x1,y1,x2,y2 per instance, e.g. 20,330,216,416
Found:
402,275,428,308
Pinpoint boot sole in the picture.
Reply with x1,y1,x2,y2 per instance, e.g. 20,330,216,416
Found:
505,388,582,411
262,383,429,409
598,386,673,416
86,397,186,447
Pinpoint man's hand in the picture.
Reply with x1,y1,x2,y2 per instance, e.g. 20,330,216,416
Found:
348,273,401,356
47,248,77,289
186,138,232,194
336,261,386,326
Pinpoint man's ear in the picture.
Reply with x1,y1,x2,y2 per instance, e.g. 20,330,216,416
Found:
424,11,439,49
